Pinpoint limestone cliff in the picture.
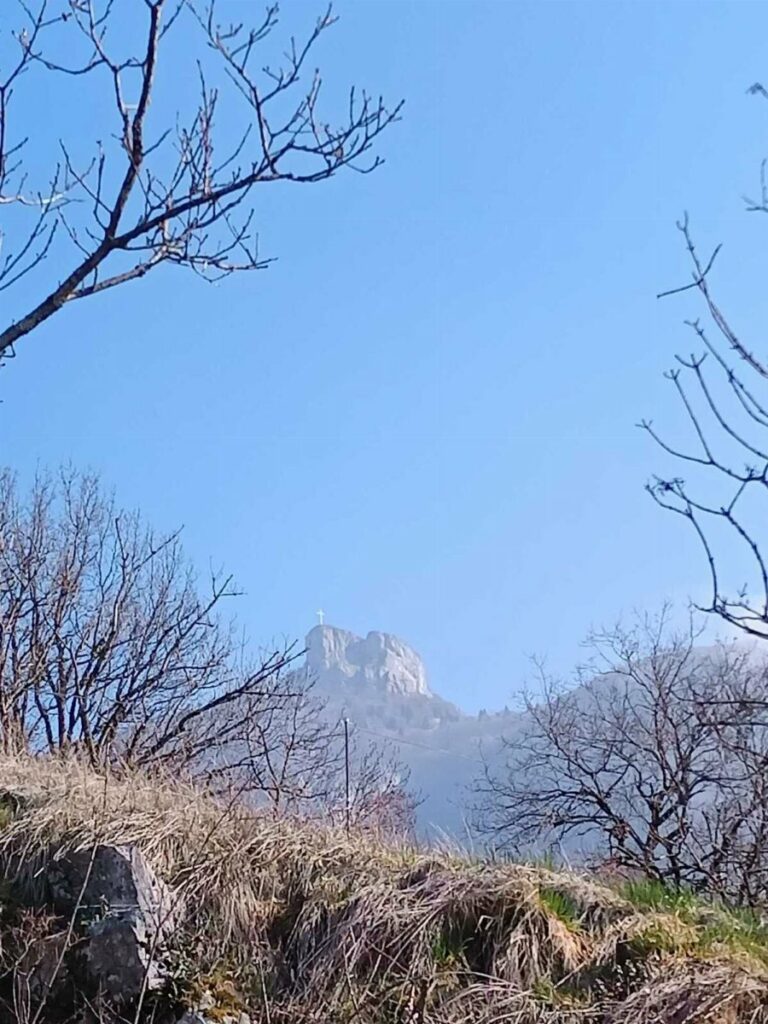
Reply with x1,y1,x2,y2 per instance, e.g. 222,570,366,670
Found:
306,624,432,697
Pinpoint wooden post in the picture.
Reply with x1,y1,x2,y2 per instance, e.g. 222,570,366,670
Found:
344,717,351,836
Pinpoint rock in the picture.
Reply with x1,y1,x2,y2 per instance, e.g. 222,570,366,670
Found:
50,843,178,934
16,931,71,1009
49,844,179,1002
86,914,165,1001
306,624,432,697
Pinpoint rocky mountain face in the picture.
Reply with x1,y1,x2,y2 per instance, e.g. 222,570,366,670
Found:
303,624,513,840
306,624,465,734
307,625,432,698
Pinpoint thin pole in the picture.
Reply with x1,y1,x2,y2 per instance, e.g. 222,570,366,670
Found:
343,716,350,836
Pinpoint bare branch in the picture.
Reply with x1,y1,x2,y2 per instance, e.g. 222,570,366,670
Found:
647,206,768,633
0,0,401,363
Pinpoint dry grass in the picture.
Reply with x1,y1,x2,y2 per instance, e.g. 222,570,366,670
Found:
0,754,766,1023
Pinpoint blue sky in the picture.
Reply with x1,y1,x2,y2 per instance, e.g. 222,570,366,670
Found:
5,0,768,711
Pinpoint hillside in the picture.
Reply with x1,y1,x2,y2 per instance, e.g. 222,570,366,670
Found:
0,754,767,1022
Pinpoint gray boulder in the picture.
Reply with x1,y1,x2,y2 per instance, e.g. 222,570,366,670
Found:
14,931,71,1015
49,843,179,1002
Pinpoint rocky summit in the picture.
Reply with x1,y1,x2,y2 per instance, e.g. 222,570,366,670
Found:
306,624,432,698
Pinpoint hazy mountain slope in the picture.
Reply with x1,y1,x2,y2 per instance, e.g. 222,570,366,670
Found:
303,624,520,839
301,625,767,844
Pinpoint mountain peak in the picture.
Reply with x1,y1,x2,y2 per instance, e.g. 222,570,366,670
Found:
306,624,432,697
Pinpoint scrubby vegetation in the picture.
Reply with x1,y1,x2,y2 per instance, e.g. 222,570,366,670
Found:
473,610,768,906
0,468,416,836
0,754,767,1023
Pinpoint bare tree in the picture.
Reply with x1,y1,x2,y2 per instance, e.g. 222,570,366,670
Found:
472,610,768,904
326,736,418,838
0,466,300,770
222,675,344,815
222,678,418,837
0,1,400,365
0,466,418,836
643,90,768,637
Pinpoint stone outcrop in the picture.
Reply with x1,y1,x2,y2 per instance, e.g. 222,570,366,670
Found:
306,624,432,697
6,836,263,1023
48,843,179,1003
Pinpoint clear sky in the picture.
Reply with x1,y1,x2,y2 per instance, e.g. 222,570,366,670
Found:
5,0,768,712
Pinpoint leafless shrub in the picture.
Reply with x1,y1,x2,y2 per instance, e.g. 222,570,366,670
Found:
220,680,418,837
0,466,416,834
326,738,418,839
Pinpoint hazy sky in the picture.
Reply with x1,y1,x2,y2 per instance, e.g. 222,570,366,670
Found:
5,0,768,711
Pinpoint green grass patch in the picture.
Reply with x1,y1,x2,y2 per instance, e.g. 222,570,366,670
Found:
625,918,693,959
697,906,768,964
431,926,469,968
0,792,21,830
538,886,582,930
619,879,768,965
619,878,700,918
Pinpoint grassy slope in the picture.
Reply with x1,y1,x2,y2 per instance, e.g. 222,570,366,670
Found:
0,755,766,1023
